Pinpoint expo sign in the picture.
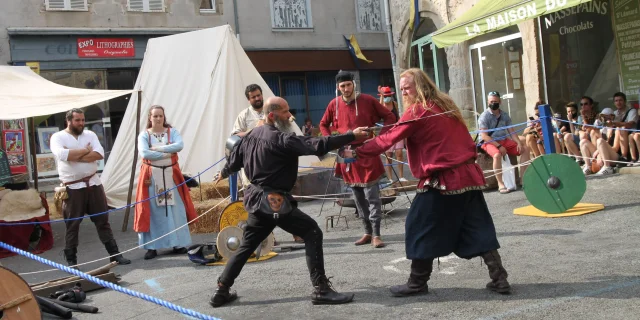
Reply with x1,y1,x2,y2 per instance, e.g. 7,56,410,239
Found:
77,38,135,58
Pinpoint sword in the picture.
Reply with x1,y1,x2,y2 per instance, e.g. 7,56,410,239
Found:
365,110,456,131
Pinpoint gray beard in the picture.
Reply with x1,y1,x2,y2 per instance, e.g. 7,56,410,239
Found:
274,119,293,132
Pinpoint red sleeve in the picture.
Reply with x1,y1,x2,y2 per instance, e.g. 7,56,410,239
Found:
370,95,396,135
319,100,335,136
356,110,419,158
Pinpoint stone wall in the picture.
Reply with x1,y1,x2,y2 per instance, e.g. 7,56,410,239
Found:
388,0,544,119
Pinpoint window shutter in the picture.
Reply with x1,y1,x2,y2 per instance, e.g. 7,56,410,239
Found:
46,0,67,10
128,0,144,11
148,0,164,11
69,0,87,10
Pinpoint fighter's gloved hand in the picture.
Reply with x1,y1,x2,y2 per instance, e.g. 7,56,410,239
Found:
213,171,223,185
338,147,357,163
351,126,371,140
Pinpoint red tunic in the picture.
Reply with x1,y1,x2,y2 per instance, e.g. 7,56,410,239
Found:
355,102,486,194
319,93,396,186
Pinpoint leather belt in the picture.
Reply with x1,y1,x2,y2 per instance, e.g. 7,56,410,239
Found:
63,173,96,188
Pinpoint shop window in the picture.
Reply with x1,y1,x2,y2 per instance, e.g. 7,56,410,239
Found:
355,0,384,32
270,0,313,29
200,0,216,13
37,70,112,177
541,3,618,113
45,0,88,11
128,0,164,12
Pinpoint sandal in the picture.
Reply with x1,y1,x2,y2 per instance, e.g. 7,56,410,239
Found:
498,188,511,194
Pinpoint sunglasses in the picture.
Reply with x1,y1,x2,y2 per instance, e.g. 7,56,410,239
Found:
580,102,591,106
488,91,501,97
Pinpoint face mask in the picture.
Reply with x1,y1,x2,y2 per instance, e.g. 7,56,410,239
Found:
489,102,500,110
383,97,393,103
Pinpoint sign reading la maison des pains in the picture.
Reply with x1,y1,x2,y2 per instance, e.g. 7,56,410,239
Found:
463,0,590,37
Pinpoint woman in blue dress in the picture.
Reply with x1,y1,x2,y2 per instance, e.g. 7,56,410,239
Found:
134,105,197,260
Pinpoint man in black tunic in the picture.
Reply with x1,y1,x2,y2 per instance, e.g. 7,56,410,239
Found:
210,96,369,307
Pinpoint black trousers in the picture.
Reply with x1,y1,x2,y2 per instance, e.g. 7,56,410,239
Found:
218,208,325,287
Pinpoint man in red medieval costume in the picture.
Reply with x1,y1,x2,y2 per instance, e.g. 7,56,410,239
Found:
319,71,396,248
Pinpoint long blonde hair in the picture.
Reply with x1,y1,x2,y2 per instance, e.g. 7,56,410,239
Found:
400,68,466,125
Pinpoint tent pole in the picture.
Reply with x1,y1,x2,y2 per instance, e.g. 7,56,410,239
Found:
28,117,39,190
122,90,142,232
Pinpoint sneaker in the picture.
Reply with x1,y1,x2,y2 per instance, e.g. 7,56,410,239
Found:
398,177,408,182
596,166,615,175
582,166,593,175
617,157,629,168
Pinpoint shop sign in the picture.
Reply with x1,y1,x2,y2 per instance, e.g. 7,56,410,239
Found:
77,38,135,58
612,0,640,100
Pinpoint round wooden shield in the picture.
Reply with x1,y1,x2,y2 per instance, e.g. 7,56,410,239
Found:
255,233,275,259
216,226,245,260
0,267,41,320
523,154,586,214
218,201,248,232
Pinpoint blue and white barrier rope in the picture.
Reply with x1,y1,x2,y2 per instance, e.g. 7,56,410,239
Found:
0,241,222,320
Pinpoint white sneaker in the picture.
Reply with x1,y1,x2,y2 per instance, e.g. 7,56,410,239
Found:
595,166,615,175
582,166,593,175
399,177,408,182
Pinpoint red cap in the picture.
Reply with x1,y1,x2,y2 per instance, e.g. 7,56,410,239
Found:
378,86,395,96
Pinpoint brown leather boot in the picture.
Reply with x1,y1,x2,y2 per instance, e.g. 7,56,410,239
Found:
481,250,511,294
390,259,432,297
372,236,385,248
354,234,372,246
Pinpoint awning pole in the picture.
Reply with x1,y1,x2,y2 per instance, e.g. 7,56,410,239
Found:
383,0,404,112
122,89,141,232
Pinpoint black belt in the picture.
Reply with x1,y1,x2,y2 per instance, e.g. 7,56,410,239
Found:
145,161,178,217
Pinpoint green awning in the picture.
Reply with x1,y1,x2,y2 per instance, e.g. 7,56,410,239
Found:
432,0,593,48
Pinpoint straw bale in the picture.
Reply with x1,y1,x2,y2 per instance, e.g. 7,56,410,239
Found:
189,198,230,234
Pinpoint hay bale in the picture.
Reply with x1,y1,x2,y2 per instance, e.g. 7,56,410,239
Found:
189,199,230,234
310,155,338,168
190,180,233,202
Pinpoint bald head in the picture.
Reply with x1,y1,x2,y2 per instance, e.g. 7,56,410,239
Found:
265,96,289,113
264,96,292,129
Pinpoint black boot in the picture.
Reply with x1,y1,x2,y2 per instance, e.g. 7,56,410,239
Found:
210,281,238,308
144,250,158,260
311,276,354,305
64,248,78,269
103,239,131,265
390,259,432,297
481,250,511,294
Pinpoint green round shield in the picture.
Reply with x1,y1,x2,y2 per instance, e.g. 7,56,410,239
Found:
522,154,586,214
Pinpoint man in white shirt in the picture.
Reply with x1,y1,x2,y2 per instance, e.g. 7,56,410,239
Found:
611,92,638,164
50,108,131,268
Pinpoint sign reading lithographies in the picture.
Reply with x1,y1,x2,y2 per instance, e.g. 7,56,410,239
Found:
612,0,640,100
77,38,135,58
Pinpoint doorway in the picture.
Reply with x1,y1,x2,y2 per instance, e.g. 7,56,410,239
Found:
470,33,526,127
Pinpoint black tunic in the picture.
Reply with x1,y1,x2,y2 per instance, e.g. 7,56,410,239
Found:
221,124,355,213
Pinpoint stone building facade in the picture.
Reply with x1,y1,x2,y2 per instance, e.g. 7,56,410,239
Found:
388,0,625,131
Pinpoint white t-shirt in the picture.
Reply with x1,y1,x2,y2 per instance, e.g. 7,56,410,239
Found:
613,107,638,123
231,107,264,135
49,130,105,189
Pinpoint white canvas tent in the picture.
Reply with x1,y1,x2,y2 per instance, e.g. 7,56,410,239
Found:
101,25,318,208
0,66,134,120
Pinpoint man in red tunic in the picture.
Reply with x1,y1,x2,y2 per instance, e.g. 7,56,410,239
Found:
319,71,396,248
342,68,511,296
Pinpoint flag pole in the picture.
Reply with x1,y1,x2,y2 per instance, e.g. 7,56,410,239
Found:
383,0,403,113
